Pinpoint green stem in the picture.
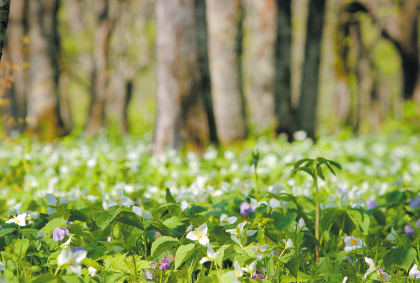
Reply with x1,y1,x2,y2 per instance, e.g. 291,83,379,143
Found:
132,254,137,282
54,266,61,276
143,232,148,257
314,169,320,261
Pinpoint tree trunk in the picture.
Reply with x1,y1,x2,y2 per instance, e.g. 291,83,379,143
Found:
86,0,113,135
0,0,11,61
154,0,214,153
243,0,276,133
297,0,326,140
26,0,66,139
1,0,27,134
274,0,295,139
206,0,247,145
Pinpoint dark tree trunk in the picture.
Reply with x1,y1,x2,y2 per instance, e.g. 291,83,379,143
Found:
297,0,326,140
154,0,215,153
0,0,11,61
274,0,295,139
26,0,66,139
244,0,276,133
1,0,27,134
206,0,247,145
86,0,113,135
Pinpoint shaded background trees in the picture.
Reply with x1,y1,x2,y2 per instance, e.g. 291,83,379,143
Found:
0,0,419,150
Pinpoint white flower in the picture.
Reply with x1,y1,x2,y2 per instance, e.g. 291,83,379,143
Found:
342,236,365,252
350,189,364,208
342,277,347,283
241,260,257,276
186,222,193,232
249,198,268,210
0,261,4,272
226,221,246,236
199,246,221,264
109,189,134,208
57,249,87,276
46,193,57,206
60,236,72,249
269,198,281,208
409,264,420,279
228,260,243,277
362,257,376,280
378,270,391,282
293,218,309,231
88,266,97,276
246,230,258,236
252,244,268,261
47,207,56,215
283,239,294,248
186,223,209,246
181,201,189,211
6,213,27,226
144,270,153,280
132,206,152,220
220,214,237,225
386,227,398,241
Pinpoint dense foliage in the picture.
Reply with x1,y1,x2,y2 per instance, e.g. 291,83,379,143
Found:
1,133,420,282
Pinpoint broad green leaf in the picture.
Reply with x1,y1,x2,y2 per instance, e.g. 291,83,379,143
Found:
219,273,238,283
0,228,15,237
20,228,39,237
115,211,143,229
293,158,313,169
273,212,297,233
29,273,57,283
151,236,178,257
93,207,120,230
285,258,300,278
392,247,416,271
175,243,195,269
166,188,177,204
187,206,207,214
327,160,342,170
163,216,187,229
61,275,84,283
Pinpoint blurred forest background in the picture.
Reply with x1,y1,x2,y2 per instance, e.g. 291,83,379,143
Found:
0,0,420,152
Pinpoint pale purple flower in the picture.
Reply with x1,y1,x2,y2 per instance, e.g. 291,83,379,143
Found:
159,257,170,270
270,250,275,256
410,197,420,209
71,247,85,253
405,225,415,235
151,262,157,270
416,219,420,228
240,202,255,217
366,198,379,210
53,227,70,241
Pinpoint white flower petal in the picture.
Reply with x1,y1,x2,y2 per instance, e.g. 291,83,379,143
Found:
46,193,57,206
186,231,199,241
132,206,143,216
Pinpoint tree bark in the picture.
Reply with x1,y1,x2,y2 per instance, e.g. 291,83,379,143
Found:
206,0,247,145
348,0,420,101
26,0,66,139
1,0,27,134
154,0,215,153
85,0,113,135
243,0,276,133
0,0,11,61
297,0,326,140
274,0,295,139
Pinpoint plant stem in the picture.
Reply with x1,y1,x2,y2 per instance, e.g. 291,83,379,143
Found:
132,254,137,282
314,168,320,262
143,232,148,257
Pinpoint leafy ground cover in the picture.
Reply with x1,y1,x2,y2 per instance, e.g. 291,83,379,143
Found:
1,133,420,282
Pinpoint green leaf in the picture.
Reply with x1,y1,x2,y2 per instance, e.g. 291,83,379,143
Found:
69,209,88,222
151,236,178,257
175,243,196,269
325,163,336,176
163,216,187,229
187,206,207,214
327,160,342,170
0,228,16,237
372,209,386,225
149,221,171,236
273,212,297,233
392,247,416,271
29,273,57,283
316,164,325,180
219,273,238,283
383,251,393,269
293,158,313,169
115,211,143,229
93,207,120,230
61,275,84,283
285,258,300,278
20,228,39,237
166,188,177,204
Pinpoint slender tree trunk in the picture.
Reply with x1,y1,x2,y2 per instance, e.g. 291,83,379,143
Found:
26,0,66,139
244,0,276,133
0,0,11,61
154,0,214,153
206,0,247,145
297,0,326,140
1,0,27,134
86,0,113,135
274,0,295,139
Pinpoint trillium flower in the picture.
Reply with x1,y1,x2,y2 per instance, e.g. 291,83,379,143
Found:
186,222,193,232
228,260,243,277
377,269,391,282
60,236,73,249
409,264,420,279
199,246,221,264
343,277,348,283
249,198,268,210
241,260,257,277
226,221,247,236
53,227,70,241
386,227,398,241
342,236,365,252
220,214,237,226
88,266,97,276
6,213,27,226
132,206,152,220
362,257,376,280
186,223,209,246
109,189,134,208
57,249,87,276
252,244,268,261
181,201,189,211
282,239,294,248
0,261,4,272
350,189,364,208
46,193,68,206
293,218,309,231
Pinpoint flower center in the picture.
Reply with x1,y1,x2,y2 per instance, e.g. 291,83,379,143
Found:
379,273,385,279
196,231,203,239
115,197,122,203
352,198,356,203
351,239,357,244
234,270,242,276
68,258,74,265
